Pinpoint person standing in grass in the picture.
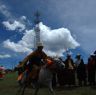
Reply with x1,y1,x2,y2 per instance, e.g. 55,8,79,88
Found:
65,53,76,86
87,54,96,86
75,54,87,86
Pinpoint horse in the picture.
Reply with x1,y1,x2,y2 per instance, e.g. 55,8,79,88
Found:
16,57,65,95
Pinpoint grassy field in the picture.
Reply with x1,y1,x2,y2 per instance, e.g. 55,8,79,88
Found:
0,72,96,95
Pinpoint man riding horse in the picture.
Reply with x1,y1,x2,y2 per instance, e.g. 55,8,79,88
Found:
16,43,66,95
20,42,47,81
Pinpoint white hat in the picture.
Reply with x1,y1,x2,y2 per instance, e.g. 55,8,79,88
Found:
37,42,43,47
67,51,72,56
90,53,95,56
76,53,81,56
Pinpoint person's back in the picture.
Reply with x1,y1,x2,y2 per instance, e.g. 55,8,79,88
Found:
64,54,75,85
87,55,96,85
75,54,87,86
65,55,75,70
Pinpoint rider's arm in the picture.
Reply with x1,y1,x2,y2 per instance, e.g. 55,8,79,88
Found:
21,52,34,66
42,51,47,59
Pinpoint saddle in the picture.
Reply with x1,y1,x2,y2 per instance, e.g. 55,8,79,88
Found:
28,65,41,80
17,65,41,83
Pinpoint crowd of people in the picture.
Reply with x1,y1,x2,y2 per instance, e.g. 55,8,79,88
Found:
16,42,96,88
53,52,96,87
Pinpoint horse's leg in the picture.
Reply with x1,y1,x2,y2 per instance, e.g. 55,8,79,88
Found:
48,81,55,95
21,79,27,95
16,79,26,95
16,83,26,95
16,85,22,95
21,84,27,95
34,82,40,95
34,87,39,95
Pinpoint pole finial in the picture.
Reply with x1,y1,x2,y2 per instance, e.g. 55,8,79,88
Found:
34,11,40,24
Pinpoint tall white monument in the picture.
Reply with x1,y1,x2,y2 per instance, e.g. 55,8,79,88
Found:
34,11,41,48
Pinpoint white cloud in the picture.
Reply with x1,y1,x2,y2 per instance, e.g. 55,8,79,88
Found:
2,20,25,32
3,22,80,56
0,3,12,18
3,29,35,54
48,0,96,54
3,39,32,54
39,22,80,56
0,54,11,59
20,16,27,21
0,3,26,32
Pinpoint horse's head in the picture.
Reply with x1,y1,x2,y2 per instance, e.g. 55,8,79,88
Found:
52,57,65,70
45,57,65,71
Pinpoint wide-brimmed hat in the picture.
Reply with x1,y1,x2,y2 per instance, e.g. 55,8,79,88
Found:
67,52,72,57
90,53,95,57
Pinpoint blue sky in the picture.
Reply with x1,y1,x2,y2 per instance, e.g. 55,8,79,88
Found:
0,0,96,69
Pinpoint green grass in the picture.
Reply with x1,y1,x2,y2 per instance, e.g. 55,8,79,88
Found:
0,72,18,95
0,72,96,95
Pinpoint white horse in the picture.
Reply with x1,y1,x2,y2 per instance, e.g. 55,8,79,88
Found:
16,57,65,95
